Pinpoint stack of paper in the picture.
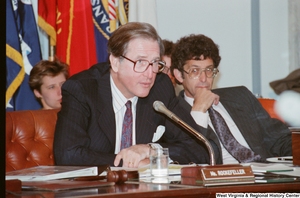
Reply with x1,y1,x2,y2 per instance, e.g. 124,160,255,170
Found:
6,166,98,181
138,164,197,177
249,162,300,183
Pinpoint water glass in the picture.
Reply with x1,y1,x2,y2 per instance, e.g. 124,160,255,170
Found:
150,148,169,177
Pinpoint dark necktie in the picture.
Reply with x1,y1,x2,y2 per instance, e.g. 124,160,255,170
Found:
208,107,261,163
121,101,132,150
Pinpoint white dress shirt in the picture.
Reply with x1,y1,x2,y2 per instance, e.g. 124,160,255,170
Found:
185,93,251,164
111,76,138,154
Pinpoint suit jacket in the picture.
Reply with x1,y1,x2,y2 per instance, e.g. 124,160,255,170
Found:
168,86,292,164
54,62,196,166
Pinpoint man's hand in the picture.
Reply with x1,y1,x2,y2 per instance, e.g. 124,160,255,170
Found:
114,144,150,168
192,88,220,112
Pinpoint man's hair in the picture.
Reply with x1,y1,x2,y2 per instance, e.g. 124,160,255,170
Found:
171,34,221,80
162,39,175,56
29,59,69,92
107,22,164,57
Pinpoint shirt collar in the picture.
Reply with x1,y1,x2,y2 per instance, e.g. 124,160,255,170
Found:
184,92,194,106
110,75,138,112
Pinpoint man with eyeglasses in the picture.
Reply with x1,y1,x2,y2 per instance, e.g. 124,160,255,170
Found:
167,34,291,164
54,22,200,168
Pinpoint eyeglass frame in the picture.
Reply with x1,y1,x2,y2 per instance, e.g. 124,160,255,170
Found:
162,65,170,73
120,55,166,73
182,66,219,79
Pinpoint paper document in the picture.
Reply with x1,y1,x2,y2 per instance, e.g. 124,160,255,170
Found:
249,162,300,183
6,166,98,181
138,164,197,177
250,162,294,173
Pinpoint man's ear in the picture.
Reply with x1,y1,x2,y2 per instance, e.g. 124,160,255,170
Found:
109,54,119,72
33,89,42,99
174,69,184,83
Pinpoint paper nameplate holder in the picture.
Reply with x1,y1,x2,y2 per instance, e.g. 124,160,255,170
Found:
181,164,255,186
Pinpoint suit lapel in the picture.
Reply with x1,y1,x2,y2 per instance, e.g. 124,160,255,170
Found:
177,93,212,137
96,66,116,146
136,98,157,144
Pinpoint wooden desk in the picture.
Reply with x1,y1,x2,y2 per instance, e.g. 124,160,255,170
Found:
6,180,300,198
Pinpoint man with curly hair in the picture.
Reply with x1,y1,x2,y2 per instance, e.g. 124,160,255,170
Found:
169,34,291,164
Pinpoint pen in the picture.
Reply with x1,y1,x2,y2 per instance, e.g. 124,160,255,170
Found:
277,157,293,161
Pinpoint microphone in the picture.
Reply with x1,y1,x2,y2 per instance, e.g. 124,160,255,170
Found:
153,101,181,122
153,101,216,166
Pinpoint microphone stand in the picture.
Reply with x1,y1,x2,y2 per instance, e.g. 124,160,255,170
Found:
153,101,215,166
167,112,216,166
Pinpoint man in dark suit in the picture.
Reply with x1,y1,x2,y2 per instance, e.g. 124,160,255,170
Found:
169,34,292,164
54,22,201,168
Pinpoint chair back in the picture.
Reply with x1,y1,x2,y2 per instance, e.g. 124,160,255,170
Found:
258,98,283,121
6,109,59,172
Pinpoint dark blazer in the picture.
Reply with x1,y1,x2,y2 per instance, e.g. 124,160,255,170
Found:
167,86,292,164
54,62,196,166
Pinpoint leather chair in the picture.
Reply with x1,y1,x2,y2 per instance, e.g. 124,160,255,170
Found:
6,109,59,172
258,98,283,121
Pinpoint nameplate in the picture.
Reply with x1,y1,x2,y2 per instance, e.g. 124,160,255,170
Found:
200,165,255,186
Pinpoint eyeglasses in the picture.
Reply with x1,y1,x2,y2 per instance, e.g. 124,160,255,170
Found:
162,66,170,74
120,55,166,73
183,67,219,79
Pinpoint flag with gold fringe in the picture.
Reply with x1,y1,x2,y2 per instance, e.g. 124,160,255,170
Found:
6,0,42,111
